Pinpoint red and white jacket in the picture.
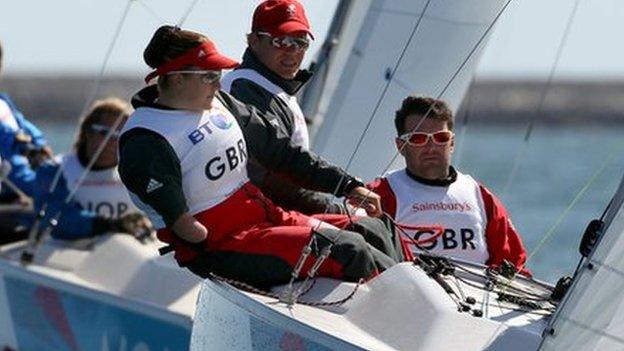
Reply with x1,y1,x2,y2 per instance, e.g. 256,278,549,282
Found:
368,168,529,275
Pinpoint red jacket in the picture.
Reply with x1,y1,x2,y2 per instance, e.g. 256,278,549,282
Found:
368,176,531,276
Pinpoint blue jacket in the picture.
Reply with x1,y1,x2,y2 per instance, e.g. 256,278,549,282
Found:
0,93,47,197
29,160,99,240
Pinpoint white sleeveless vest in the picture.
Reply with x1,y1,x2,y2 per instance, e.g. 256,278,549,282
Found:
386,169,490,264
60,153,138,219
121,98,249,229
221,68,310,149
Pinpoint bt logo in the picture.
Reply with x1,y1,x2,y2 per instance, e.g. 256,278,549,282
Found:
210,113,233,130
188,114,233,145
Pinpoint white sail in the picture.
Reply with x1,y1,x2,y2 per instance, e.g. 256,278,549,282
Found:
539,175,624,350
311,0,508,181
301,0,373,138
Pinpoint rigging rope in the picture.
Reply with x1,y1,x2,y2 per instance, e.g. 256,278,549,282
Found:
135,0,167,23
379,0,515,177
500,0,582,198
25,0,137,263
21,112,128,263
524,141,624,267
343,0,432,172
209,273,364,307
177,0,203,27
452,78,475,169
79,0,136,118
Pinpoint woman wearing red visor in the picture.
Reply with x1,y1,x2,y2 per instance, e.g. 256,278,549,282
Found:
118,26,404,288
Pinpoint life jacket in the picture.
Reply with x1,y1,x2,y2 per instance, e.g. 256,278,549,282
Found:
385,169,490,264
121,97,278,264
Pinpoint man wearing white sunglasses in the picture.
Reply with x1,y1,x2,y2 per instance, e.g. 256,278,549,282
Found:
221,0,343,215
368,95,530,276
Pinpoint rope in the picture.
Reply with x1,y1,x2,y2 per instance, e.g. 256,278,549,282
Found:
523,142,624,266
209,273,363,307
78,0,135,118
135,0,167,23
500,0,582,198
452,78,475,169
342,0,432,172
379,0,515,178
177,0,202,27
22,2,135,264
21,112,128,264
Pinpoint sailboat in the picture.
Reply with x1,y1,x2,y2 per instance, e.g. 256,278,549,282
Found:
0,0,617,350
188,0,561,350
191,0,623,350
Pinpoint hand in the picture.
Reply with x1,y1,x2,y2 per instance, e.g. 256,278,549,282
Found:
116,212,155,242
41,146,54,158
172,213,208,244
347,186,383,217
26,146,54,168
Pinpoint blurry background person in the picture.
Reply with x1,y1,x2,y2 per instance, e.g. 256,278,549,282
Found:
222,0,345,215
0,38,53,238
368,96,530,275
30,98,152,241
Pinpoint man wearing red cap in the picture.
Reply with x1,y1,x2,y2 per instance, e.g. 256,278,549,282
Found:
222,0,340,215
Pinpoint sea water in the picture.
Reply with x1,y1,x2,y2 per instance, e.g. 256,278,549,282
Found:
38,122,624,283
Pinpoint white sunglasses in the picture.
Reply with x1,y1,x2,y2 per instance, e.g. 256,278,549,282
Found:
166,70,222,84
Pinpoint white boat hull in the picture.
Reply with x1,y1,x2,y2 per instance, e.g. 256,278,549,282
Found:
0,236,201,351
191,262,553,351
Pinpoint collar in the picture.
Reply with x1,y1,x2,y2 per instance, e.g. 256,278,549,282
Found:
131,85,166,109
130,85,186,110
405,166,458,187
240,48,312,95
130,85,226,112
76,149,115,171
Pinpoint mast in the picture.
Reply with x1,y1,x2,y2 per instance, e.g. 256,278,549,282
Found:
299,0,373,142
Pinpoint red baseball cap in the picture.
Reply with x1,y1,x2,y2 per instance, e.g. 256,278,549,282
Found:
252,0,314,39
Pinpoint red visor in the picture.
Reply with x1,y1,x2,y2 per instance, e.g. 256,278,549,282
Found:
144,40,239,83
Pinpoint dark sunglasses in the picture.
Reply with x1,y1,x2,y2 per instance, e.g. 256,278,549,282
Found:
90,124,121,139
399,130,454,147
257,32,310,51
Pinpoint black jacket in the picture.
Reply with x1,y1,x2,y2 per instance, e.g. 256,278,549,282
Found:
118,86,360,227
227,49,342,215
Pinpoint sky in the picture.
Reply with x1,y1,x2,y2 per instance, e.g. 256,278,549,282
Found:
1,0,624,79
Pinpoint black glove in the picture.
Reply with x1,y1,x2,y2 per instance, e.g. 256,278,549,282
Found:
25,146,53,168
